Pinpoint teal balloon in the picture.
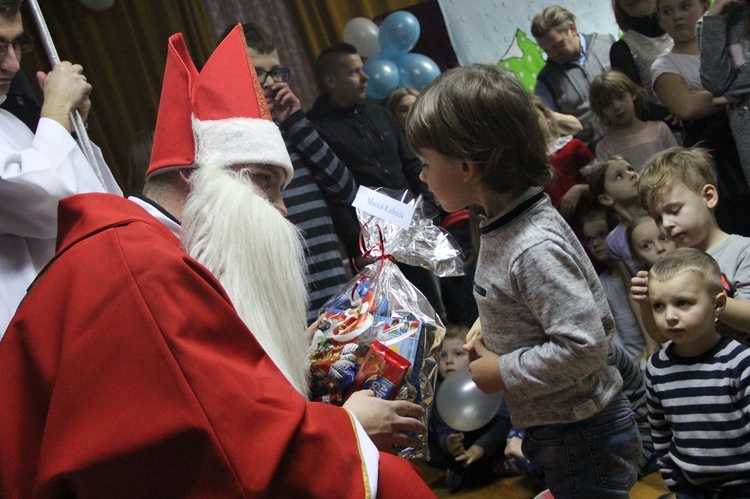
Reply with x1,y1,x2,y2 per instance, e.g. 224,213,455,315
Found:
378,11,420,56
394,53,440,91
363,56,400,100
435,368,503,432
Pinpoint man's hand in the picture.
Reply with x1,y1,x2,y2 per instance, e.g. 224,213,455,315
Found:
37,62,92,132
467,338,504,393
343,389,426,452
455,444,486,467
271,83,301,123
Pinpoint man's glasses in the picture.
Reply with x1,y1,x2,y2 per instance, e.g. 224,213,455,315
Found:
0,34,34,58
256,68,290,84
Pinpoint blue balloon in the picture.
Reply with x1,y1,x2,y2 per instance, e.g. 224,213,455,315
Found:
378,11,420,56
363,56,400,100
394,53,440,91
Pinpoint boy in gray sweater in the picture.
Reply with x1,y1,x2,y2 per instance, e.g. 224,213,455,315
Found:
406,64,640,498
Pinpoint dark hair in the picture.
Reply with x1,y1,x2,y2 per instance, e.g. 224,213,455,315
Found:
612,0,656,31
0,0,22,16
587,155,630,210
406,64,552,194
220,22,276,53
315,42,358,80
589,70,649,128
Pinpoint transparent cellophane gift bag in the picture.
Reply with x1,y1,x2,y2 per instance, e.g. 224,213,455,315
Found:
308,189,464,459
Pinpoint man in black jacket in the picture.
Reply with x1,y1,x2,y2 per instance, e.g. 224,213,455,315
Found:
308,42,445,320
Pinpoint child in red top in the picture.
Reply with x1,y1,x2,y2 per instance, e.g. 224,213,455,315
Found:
532,96,595,237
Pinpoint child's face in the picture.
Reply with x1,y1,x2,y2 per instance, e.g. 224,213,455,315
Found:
439,338,469,378
648,272,724,356
601,159,639,205
417,148,474,212
630,218,676,268
583,218,610,263
658,0,709,43
649,181,715,251
394,94,417,132
601,92,637,129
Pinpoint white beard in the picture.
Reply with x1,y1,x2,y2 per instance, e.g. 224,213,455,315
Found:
181,162,311,398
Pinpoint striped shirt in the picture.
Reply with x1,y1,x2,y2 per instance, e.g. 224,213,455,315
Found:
646,336,750,493
279,110,357,323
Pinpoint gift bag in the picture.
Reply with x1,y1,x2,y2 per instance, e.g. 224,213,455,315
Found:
308,188,464,459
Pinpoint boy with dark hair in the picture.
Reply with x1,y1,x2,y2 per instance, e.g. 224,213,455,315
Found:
645,247,750,496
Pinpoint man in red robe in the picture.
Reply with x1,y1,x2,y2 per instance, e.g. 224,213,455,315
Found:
0,25,434,498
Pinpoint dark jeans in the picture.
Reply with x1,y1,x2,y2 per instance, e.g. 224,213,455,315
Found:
522,393,640,499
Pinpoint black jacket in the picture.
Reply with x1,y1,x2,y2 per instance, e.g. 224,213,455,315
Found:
308,95,436,256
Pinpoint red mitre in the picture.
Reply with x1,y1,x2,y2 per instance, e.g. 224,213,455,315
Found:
146,25,293,185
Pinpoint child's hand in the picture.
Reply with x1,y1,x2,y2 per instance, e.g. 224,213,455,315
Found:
270,83,302,123
455,444,486,467
463,318,482,361
504,436,525,460
446,432,465,457
467,338,505,393
559,184,585,218
631,271,650,303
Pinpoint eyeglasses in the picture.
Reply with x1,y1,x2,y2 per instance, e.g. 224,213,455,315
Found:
256,67,290,84
584,231,609,245
0,34,34,58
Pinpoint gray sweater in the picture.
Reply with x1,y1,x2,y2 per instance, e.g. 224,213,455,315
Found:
475,188,622,428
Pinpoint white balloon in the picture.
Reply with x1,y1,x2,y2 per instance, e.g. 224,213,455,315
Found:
343,17,381,59
78,0,116,12
435,368,503,432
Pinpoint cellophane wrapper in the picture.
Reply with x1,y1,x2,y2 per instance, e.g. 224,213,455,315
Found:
307,189,464,459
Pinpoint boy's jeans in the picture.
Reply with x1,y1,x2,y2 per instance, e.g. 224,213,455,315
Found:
522,392,640,499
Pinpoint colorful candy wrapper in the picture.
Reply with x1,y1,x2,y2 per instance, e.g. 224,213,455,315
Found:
308,188,464,460
352,340,410,399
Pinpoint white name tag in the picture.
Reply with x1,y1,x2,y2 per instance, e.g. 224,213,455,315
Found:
352,186,415,230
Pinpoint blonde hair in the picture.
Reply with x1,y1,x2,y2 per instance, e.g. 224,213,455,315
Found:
443,323,470,344
589,70,649,128
386,87,419,116
649,247,723,296
531,95,562,140
638,146,717,213
406,64,553,193
531,5,575,38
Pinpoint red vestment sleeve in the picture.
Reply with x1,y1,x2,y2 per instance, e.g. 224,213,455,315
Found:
0,194,434,498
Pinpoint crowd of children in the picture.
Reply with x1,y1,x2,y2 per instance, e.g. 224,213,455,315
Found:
370,1,750,496
401,2,750,493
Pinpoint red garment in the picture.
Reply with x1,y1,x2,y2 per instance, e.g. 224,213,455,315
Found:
0,193,434,498
545,137,595,238
545,137,593,209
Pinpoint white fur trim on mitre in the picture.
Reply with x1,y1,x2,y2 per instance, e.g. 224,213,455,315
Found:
192,116,294,187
